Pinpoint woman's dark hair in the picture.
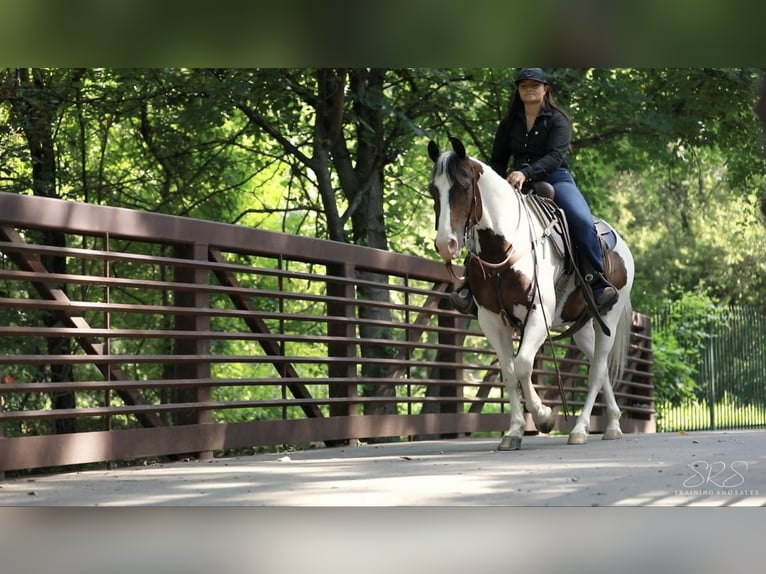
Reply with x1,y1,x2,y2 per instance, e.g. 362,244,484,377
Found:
503,85,572,127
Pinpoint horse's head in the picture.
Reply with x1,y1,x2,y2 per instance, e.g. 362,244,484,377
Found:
427,137,483,262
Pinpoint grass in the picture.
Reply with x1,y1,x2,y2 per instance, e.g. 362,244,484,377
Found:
656,395,766,432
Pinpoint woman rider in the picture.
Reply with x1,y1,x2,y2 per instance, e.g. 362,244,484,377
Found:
451,67,617,314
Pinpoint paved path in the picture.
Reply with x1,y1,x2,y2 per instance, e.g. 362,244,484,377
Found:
2,430,764,506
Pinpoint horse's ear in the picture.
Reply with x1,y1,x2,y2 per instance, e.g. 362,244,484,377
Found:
427,140,440,163
448,136,466,159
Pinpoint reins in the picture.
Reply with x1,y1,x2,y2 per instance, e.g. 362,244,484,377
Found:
518,187,570,420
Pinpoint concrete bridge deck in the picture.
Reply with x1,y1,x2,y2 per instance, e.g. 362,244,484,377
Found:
2,430,764,506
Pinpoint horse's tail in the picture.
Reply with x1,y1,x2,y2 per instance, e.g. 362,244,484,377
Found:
607,295,633,386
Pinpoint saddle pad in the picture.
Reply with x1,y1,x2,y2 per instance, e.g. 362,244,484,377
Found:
594,218,617,252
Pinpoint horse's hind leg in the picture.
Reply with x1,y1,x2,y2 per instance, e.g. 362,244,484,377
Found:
599,373,623,440
568,378,604,444
568,327,622,444
568,367,621,444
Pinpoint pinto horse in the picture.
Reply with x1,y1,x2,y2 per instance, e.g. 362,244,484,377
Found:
427,137,634,449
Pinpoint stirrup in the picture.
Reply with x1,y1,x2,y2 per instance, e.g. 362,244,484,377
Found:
449,288,477,315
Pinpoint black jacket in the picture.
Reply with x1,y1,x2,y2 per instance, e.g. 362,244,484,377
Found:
489,105,571,182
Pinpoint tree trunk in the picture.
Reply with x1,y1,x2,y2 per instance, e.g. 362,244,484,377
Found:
757,68,766,220
346,71,400,427
7,69,77,434
316,69,400,432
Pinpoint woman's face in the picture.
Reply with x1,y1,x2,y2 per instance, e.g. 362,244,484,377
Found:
517,80,547,105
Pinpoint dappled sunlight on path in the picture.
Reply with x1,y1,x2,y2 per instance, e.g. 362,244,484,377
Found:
2,431,763,506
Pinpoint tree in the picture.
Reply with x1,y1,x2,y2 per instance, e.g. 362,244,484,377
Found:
2,68,766,432
2,68,87,433
756,67,766,221
209,68,462,416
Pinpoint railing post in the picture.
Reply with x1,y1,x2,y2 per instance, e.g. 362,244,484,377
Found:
434,297,464,438
326,262,359,443
0,394,4,480
706,319,716,431
173,242,212,459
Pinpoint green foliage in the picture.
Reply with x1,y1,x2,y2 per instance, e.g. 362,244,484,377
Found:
3,68,765,310
657,395,766,432
3,68,766,428
649,291,720,406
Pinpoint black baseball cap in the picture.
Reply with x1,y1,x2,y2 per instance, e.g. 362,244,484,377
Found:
515,68,548,85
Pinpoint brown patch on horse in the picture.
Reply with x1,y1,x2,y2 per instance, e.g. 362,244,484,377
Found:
448,182,473,237
441,154,484,236
468,159,484,223
560,249,629,322
603,250,628,289
468,229,534,314
561,290,587,322
474,229,509,264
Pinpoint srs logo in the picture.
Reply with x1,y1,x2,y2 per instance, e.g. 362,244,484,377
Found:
682,460,748,489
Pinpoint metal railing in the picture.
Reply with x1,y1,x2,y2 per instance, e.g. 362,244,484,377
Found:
653,303,766,431
0,191,654,474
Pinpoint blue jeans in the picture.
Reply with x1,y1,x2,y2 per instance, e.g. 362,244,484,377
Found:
544,168,603,275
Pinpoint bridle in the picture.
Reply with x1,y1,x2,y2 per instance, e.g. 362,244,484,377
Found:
446,168,543,283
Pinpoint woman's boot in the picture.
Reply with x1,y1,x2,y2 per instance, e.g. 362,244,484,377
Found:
449,285,477,315
591,275,618,313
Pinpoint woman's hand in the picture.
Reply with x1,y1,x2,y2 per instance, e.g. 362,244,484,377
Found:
507,170,526,190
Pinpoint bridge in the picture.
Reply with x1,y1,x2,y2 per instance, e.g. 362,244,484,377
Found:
0,191,652,476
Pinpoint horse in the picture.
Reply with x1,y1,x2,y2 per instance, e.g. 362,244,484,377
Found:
427,136,634,450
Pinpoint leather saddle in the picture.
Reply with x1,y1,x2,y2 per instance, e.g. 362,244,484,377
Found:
522,181,617,275
522,181,619,335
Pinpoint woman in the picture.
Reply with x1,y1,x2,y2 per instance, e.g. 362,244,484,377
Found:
452,67,617,314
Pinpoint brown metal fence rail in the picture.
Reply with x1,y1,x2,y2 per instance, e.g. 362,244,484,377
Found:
0,192,654,474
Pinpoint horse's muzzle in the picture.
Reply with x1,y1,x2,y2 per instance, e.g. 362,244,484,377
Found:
434,232,460,262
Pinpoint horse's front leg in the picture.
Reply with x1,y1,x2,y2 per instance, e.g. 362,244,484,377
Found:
497,378,526,451
513,324,556,435
478,310,526,451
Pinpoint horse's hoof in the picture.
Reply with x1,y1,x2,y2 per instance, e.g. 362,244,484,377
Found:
497,435,522,451
567,432,588,445
536,413,556,434
602,429,623,440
